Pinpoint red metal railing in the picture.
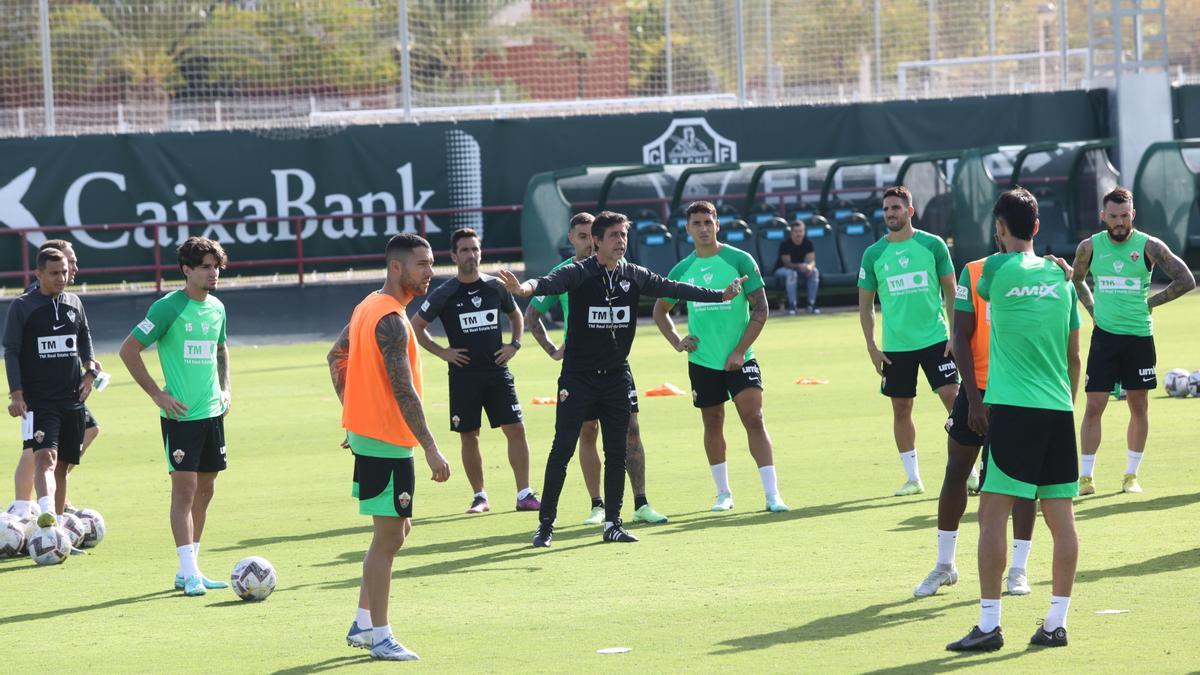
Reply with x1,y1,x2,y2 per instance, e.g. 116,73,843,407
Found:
1,205,522,293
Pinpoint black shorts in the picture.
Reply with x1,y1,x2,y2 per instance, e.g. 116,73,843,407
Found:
448,368,523,432
160,416,227,473
83,406,98,430
353,454,415,518
881,341,959,398
945,387,986,447
689,359,764,408
584,364,639,419
980,405,1078,499
1085,327,1157,392
22,403,86,464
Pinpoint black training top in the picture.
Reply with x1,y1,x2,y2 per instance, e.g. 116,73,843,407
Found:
3,289,93,405
418,274,518,373
532,257,724,373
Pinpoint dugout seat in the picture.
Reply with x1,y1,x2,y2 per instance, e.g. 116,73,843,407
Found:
788,202,817,225
633,208,660,232
750,201,781,227
805,215,851,284
1032,188,1075,257
915,193,954,240
718,219,755,255
756,217,790,288
636,223,678,277
836,214,874,280
717,203,741,225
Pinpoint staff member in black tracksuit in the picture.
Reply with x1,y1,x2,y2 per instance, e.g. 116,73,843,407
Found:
499,211,746,546
4,248,97,531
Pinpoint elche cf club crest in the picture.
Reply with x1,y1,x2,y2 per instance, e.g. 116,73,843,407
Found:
642,118,737,165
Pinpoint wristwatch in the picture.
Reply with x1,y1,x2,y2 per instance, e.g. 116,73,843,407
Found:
509,339,522,350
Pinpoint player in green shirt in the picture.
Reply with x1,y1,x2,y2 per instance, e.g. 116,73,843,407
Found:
1070,187,1195,495
947,188,1082,653
524,212,668,525
858,186,960,497
119,237,232,598
653,201,788,513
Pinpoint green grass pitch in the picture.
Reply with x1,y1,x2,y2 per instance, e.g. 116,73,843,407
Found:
3,295,1199,673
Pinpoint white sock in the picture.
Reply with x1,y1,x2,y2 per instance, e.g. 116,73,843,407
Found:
1125,449,1143,476
900,450,920,482
516,488,532,499
1011,539,1032,569
603,521,615,531
710,462,731,495
474,490,487,500
969,464,980,481
758,465,779,498
192,541,202,573
1080,454,1096,478
979,598,1001,632
936,529,958,567
56,514,63,526
177,544,199,579
372,625,392,645
355,607,373,629
37,496,54,517
12,500,33,518
1044,595,1071,631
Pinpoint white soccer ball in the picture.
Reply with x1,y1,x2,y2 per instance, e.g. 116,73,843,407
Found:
59,512,86,548
6,501,39,519
27,526,71,565
1164,368,1191,398
76,508,106,548
231,556,276,601
0,515,24,558
1189,371,1200,398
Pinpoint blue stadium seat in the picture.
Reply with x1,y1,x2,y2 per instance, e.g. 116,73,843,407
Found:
717,203,740,225
788,202,817,225
636,223,678,277
750,201,780,227
756,217,790,288
836,214,874,281
633,208,660,232
805,216,847,282
1032,189,1076,257
718,219,754,254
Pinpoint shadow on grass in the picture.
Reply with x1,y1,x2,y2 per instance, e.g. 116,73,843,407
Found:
1080,546,1200,583
270,655,368,674
0,589,175,625
651,494,935,538
861,648,1031,674
211,511,493,553
711,596,976,655
1075,492,1200,521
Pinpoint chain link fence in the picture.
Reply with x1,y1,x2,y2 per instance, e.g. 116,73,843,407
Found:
0,0,1196,138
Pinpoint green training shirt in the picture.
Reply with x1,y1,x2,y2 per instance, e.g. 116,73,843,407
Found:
665,245,765,370
977,252,1081,412
529,256,577,339
131,290,228,421
1090,230,1152,337
858,230,954,352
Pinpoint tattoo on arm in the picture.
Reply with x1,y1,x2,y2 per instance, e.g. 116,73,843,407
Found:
216,343,230,391
1146,238,1197,309
525,306,556,354
747,288,769,326
376,314,437,451
1072,240,1095,315
327,324,351,402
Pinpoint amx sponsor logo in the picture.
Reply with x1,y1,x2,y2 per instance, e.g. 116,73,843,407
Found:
458,309,498,332
642,118,737,165
588,306,631,327
0,164,440,251
1096,276,1142,292
886,271,929,293
1004,282,1060,299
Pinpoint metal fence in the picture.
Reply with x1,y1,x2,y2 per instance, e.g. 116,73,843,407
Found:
0,0,1193,138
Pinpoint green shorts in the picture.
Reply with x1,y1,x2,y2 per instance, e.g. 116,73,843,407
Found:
348,432,415,517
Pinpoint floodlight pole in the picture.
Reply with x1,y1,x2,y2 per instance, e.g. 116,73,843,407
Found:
398,0,413,122
735,0,747,105
38,0,54,135
665,0,673,95
874,0,882,96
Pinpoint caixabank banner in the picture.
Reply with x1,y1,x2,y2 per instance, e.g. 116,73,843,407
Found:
0,89,1107,279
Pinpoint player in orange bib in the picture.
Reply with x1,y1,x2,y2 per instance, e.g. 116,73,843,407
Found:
327,233,451,661
913,239,1070,598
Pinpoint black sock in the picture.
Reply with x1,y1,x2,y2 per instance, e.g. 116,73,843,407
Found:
591,497,604,509
634,494,648,510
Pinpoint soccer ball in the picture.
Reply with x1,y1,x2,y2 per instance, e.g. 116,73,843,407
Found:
1111,382,1126,400
59,512,86,548
1189,371,1200,398
0,515,24,558
1164,368,1191,398
6,501,39,519
231,556,276,601
76,508,106,548
27,526,71,565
